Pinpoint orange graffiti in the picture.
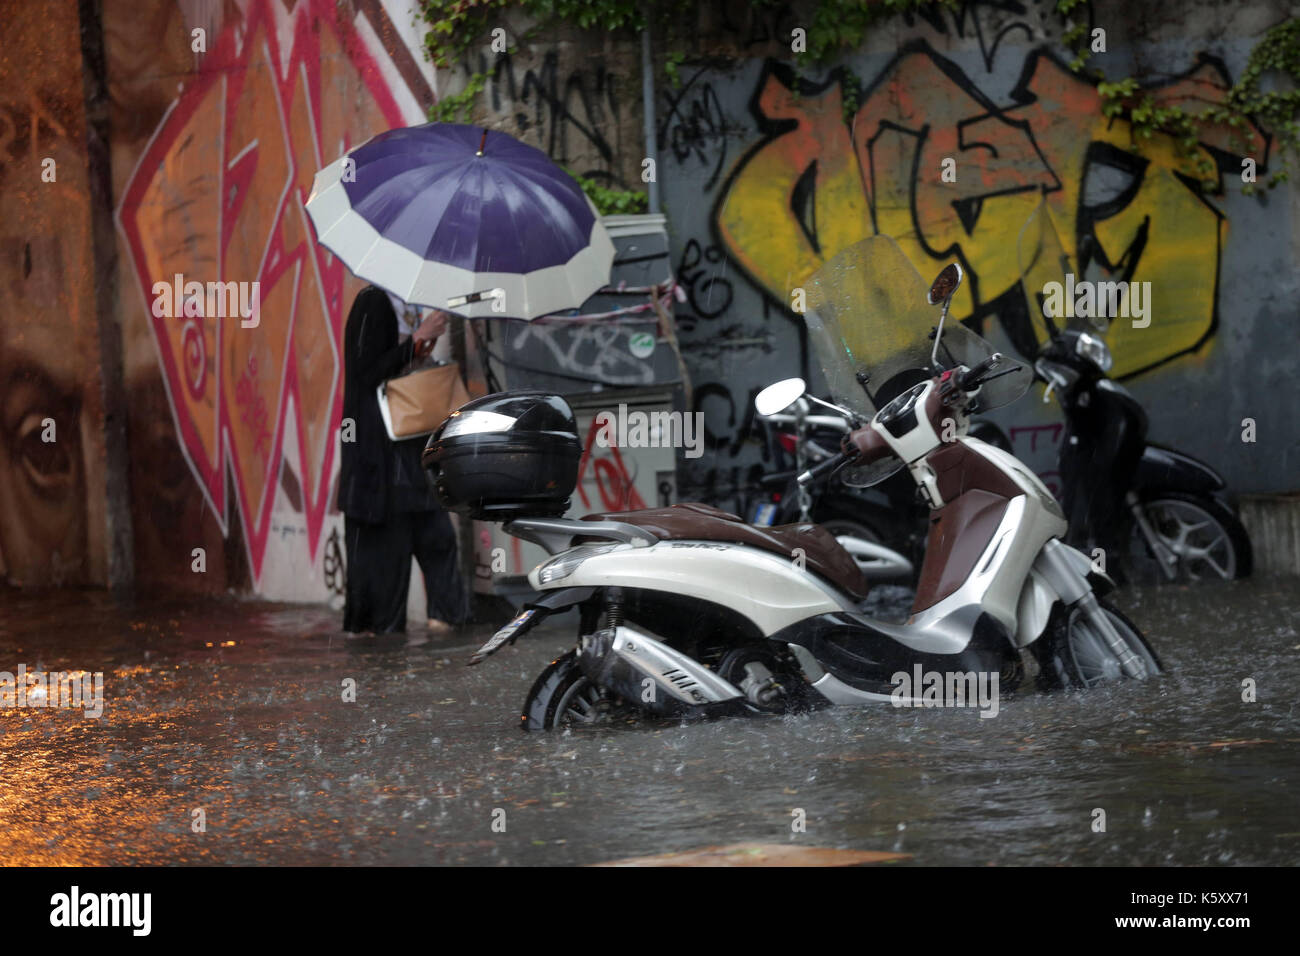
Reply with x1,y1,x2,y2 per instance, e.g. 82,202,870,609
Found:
117,0,406,579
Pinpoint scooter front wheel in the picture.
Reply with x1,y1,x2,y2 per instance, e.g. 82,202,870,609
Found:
1037,601,1162,690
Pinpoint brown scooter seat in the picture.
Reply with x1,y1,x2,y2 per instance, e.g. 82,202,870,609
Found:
581,503,870,600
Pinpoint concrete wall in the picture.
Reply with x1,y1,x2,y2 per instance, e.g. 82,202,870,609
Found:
460,0,1300,545
448,14,648,190
0,0,442,594
103,0,441,599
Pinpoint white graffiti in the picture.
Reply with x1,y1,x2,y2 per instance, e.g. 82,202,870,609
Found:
509,322,656,385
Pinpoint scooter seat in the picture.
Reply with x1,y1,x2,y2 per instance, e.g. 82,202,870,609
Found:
581,503,870,599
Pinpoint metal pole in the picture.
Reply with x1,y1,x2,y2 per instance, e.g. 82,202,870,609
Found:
640,19,660,215
79,0,135,595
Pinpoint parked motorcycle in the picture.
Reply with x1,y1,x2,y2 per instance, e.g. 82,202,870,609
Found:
751,396,915,580
753,398,1013,582
1017,202,1252,583
425,235,1161,730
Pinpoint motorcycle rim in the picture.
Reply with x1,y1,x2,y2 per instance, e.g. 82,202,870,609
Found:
1061,603,1161,689
818,517,883,543
1128,495,1244,582
521,650,623,731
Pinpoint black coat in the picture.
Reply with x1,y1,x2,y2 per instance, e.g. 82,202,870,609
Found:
338,286,421,523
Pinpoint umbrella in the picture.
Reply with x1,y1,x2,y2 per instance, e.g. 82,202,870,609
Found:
305,123,615,320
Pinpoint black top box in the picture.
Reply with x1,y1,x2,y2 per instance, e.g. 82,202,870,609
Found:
422,391,582,521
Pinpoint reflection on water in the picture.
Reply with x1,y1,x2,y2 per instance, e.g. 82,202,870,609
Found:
1,577,1297,865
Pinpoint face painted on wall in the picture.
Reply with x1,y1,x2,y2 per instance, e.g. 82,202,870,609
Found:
0,240,90,586
0,26,97,587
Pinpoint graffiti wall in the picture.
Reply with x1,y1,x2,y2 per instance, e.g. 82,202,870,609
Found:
4,0,1296,593
657,2,1297,509
451,17,647,189
106,0,436,596
0,0,109,588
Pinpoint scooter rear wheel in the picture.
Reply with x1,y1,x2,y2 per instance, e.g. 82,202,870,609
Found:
520,650,628,731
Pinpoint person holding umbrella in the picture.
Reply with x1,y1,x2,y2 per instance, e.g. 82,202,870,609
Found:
337,285,467,635
306,122,616,632
305,124,615,323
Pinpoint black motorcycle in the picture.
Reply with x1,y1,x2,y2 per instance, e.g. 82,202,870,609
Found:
1034,327,1251,583
1016,199,1251,584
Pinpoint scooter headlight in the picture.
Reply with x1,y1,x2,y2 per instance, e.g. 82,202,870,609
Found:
1075,331,1113,372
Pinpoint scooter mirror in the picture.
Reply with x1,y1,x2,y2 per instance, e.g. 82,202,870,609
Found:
755,378,807,416
927,263,963,305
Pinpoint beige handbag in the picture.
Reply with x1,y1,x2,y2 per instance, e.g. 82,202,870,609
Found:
377,362,470,441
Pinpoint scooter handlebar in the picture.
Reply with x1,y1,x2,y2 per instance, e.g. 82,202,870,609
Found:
955,353,1003,392
796,452,848,486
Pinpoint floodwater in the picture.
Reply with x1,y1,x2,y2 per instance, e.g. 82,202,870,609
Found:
1,576,1297,866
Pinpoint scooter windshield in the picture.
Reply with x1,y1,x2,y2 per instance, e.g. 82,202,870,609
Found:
804,234,1031,420
1016,197,1102,342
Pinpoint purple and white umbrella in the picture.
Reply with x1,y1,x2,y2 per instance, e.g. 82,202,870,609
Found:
305,123,615,320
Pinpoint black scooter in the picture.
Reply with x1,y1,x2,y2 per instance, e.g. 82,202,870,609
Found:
1034,326,1252,583
1016,198,1252,584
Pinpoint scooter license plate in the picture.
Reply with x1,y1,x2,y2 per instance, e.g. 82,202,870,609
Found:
751,502,778,526
469,608,537,665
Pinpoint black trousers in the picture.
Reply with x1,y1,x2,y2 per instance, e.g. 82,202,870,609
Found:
343,510,468,633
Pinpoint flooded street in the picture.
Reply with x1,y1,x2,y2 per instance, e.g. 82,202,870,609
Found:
1,577,1297,866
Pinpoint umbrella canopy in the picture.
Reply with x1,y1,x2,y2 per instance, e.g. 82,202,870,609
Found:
305,123,615,320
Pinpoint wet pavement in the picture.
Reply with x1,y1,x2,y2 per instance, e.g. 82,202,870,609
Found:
1,576,1297,866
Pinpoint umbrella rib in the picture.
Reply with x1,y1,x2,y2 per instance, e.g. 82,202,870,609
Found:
428,161,489,269
477,162,536,313
349,153,466,202
483,164,606,318
485,162,574,274
374,164,465,259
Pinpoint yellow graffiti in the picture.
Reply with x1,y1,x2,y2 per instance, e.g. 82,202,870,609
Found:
716,50,1264,378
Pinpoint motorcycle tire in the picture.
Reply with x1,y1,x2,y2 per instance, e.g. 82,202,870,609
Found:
1129,491,1253,582
520,649,628,731
1036,600,1163,690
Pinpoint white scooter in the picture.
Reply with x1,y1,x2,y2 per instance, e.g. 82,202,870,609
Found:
428,235,1161,730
